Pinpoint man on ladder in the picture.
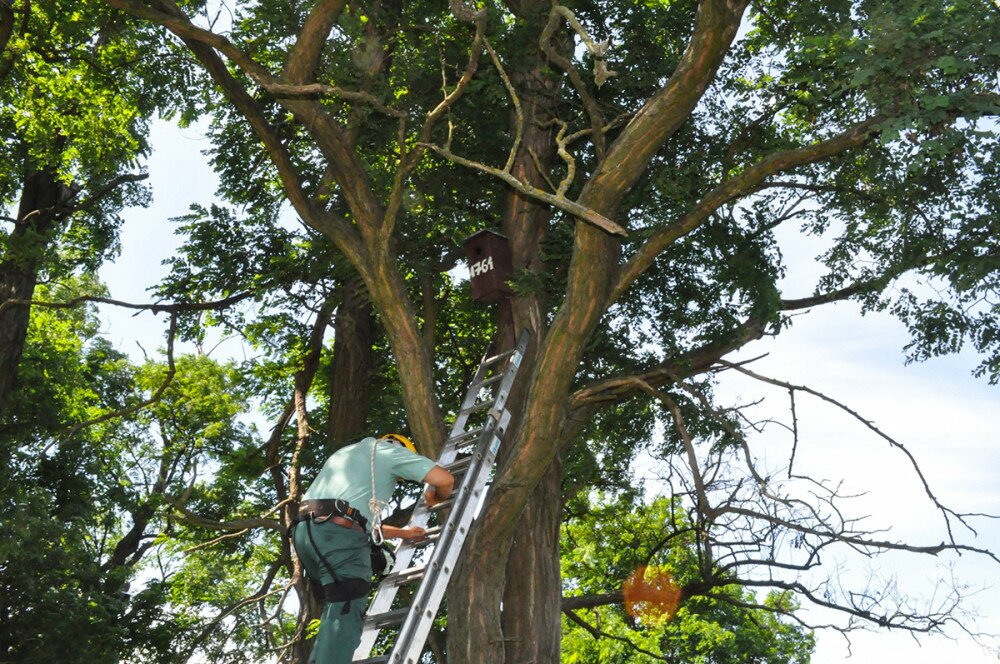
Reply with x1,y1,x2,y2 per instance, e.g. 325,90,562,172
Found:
292,433,455,664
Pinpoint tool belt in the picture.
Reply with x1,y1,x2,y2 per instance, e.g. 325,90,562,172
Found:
294,498,368,532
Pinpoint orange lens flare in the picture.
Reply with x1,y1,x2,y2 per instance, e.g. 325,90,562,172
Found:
623,566,682,621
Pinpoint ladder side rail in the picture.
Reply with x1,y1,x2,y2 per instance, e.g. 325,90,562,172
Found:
353,331,529,662
388,417,510,664
354,413,503,659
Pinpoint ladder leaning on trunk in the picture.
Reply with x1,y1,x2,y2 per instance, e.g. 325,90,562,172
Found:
353,329,532,664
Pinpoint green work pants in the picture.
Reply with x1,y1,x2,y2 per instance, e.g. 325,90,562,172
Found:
293,520,373,664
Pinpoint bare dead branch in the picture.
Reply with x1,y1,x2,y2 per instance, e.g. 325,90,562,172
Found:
421,141,627,235
540,6,607,158
633,379,713,522
717,359,992,541
482,36,522,174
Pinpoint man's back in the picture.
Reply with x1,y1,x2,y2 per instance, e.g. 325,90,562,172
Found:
303,437,435,525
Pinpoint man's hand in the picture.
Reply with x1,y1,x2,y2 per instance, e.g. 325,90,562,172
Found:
398,526,428,543
424,487,449,507
422,465,454,507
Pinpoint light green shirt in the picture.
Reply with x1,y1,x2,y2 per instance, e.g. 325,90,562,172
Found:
303,436,437,525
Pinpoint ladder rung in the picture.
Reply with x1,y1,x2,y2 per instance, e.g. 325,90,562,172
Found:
459,399,494,416
366,607,410,629
445,456,473,474
472,373,505,389
445,427,486,445
354,657,389,664
482,348,516,365
427,497,455,512
384,564,426,586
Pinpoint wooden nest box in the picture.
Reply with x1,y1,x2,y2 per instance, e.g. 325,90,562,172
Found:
462,229,513,302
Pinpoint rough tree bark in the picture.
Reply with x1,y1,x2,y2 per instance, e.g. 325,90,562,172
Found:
446,2,751,662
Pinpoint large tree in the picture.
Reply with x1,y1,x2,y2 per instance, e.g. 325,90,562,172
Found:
91,0,1000,662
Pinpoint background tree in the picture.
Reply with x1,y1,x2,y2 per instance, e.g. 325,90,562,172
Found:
22,0,999,662
0,0,179,409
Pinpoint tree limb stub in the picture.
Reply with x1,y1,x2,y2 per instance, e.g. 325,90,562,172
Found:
421,142,627,236
551,5,618,88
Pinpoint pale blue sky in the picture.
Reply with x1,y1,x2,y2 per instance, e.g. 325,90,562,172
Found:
98,118,1000,663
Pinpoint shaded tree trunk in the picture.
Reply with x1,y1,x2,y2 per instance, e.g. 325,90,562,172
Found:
0,169,72,412
449,1,566,659
501,458,563,664
325,276,376,449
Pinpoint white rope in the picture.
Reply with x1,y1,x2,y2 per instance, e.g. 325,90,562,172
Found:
368,438,387,545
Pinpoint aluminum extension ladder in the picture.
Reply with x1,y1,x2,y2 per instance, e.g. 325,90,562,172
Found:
353,330,531,664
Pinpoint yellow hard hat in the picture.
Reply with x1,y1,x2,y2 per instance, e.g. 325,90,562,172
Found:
380,433,417,454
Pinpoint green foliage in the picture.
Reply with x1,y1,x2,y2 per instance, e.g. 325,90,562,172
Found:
0,279,177,662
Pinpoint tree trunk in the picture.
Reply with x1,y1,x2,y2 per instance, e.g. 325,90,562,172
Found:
325,277,376,448
501,458,563,664
0,169,71,412
448,3,566,659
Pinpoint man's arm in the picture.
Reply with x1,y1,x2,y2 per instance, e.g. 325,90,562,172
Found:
380,524,428,542
422,465,454,507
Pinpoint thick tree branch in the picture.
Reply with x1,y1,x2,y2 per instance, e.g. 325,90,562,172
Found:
168,501,281,532
106,0,344,235
582,0,750,212
283,0,347,84
561,592,625,611
568,317,766,411
613,117,883,303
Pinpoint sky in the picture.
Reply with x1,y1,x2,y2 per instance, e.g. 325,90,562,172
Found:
96,118,1000,663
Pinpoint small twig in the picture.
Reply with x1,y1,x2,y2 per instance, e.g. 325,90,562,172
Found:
527,146,558,192
183,528,251,554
